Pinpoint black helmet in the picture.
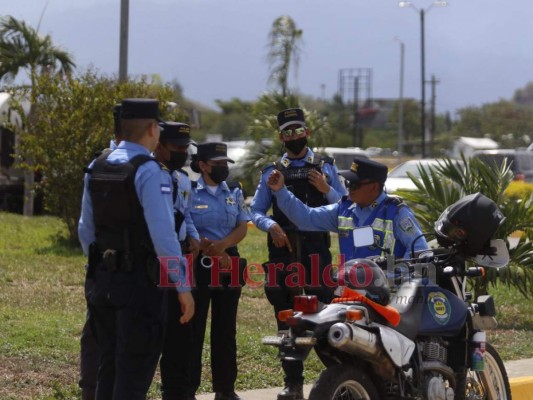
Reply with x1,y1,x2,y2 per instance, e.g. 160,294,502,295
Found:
336,258,390,305
434,193,505,256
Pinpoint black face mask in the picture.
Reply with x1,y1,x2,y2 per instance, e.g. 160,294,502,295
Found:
165,151,188,171
208,165,229,184
284,136,308,155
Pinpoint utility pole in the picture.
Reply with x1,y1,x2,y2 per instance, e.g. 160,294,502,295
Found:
429,75,440,157
399,1,448,158
119,0,129,82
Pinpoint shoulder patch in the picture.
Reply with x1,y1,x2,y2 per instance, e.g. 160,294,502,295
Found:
399,216,415,233
160,184,172,195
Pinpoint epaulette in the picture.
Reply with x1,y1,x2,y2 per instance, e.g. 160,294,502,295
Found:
84,148,113,174
321,155,335,165
227,181,242,190
178,168,189,177
261,162,277,173
386,194,405,206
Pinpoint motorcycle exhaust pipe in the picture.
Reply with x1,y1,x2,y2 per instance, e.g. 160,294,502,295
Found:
328,322,381,359
328,322,396,380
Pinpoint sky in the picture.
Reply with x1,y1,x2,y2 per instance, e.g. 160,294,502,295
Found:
3,0,533,117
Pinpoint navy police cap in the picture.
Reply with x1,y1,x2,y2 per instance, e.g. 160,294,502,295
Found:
120,98,163,121
277,108,306,130
196,142,234,163
159,122,192,145
339,157,388,183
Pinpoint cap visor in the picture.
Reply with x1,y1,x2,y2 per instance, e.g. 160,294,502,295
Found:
279,121,305,131
209,156,235,163
339,170,360,182
162,138,192,146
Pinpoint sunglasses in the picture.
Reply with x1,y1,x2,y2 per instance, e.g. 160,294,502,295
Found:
280,127,306,137
344,180,376,190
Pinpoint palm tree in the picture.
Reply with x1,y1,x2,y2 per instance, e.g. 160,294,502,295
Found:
0,15,75,215
397,156,533,298
267,15,303,97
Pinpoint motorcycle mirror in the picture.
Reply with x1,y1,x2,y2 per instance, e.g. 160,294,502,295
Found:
353,226,375,248
473,239,509,268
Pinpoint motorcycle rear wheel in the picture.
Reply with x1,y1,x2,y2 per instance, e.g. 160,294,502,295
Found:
308,364,382,400
459,342,511,400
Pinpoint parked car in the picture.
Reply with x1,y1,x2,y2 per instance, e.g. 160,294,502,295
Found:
313,147,369,170
471,149,533,182
385,159,462,193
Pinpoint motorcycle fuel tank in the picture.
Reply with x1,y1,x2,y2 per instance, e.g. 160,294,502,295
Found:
417,286,468,336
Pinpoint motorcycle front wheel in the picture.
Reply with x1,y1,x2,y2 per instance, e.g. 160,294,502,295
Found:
459,342,512,400
308,364,382,400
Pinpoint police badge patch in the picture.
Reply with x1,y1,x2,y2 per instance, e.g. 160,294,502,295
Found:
399,217,415,233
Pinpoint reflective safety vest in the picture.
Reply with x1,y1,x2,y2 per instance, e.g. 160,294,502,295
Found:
337,196,406,260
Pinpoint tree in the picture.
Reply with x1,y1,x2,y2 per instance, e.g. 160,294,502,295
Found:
267,16,303,97
9,70,176,244
452,101,533,147
0,15,76,216
397,156,533,298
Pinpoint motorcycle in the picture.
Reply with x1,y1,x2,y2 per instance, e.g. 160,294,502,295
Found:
262,193,512,399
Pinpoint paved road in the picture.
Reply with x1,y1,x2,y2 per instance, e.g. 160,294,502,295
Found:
196,358,533,400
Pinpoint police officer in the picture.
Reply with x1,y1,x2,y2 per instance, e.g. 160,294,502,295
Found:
78,98,194,399
267,157,429,260
188,142,250,400
79,103,123,400
155,121,200,400
250,108,346,400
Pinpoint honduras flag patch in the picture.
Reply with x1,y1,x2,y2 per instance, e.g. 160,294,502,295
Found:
161,184,171,195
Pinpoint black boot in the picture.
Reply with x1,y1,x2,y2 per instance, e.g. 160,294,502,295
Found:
277,384,304,400
214,392,242,400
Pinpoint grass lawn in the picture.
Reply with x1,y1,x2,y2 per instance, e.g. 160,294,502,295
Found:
0,213,532,399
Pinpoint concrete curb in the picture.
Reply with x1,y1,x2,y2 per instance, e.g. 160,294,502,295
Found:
510,377,533,400
196,358,533,400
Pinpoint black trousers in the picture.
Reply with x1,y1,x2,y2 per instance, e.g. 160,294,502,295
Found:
87,263,167,400
189,253,242,394
264,231,334,385
79,275,99,400
160,290,195,399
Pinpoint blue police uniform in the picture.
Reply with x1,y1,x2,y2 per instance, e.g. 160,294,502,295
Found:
271,188,429,259
250,147,346,390
183,175,250,398
160,168,200,400
79,107,122,400
173,169,199,242
79,138,189,400
252,148,346,232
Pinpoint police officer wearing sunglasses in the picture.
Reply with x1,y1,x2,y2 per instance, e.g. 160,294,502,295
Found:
267,157,429,262
250,108,346,400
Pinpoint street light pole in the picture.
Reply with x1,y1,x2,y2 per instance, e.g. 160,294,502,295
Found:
399,1,447,158
395,37,405,155
420,8,426,158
